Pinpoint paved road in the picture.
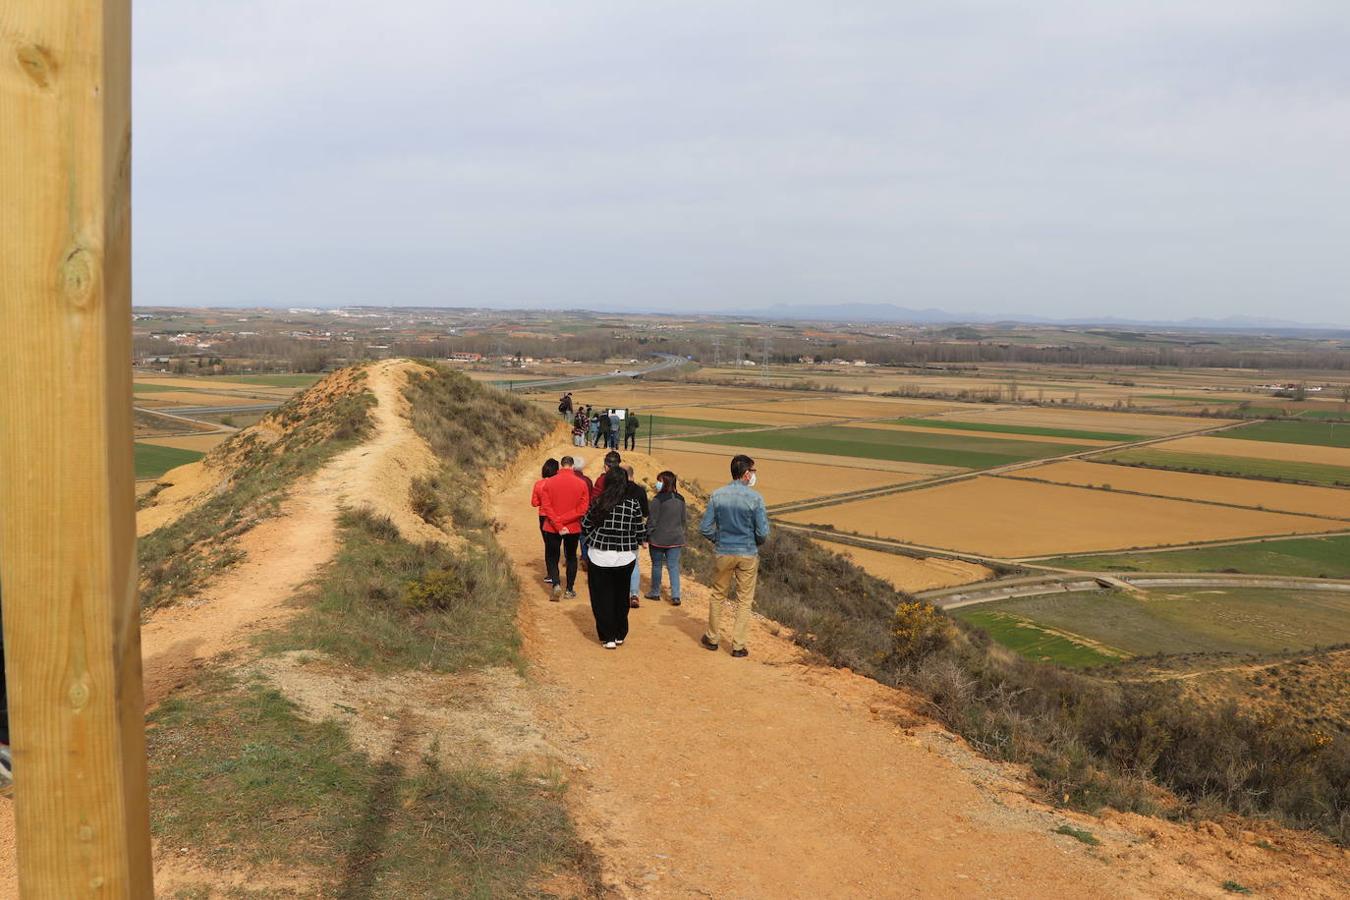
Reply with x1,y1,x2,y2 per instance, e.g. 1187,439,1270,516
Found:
492,353,688,392
918,570,1350,609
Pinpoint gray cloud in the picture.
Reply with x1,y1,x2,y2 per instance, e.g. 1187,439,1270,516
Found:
134,1,1350,324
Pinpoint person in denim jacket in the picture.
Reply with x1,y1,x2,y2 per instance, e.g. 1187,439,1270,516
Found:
698,454,770,657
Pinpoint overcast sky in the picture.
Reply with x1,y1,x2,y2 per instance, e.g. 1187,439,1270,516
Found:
134,2,1350,324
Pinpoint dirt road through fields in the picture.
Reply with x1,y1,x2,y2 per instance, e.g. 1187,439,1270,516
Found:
493,440,1339,898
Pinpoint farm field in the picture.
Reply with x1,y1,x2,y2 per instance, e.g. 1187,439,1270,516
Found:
813,539,992,593
781,476,1343,558
134,391,274,408
653,448,916,506
845,421,1119,447
887,417,1143,443
683,424,1093,469
646,415,755,436
1099,447,1350,488
204,373,324,388
641,405,831,426
138,433,231,454
654,439,960,477
718,396,961,419
134,442,205,479
1012,460,1350,519
954,609,1123,668
1145,435,1350,468
937,406,1227,436
1220,419,1350,448
953,587,1350,664
1039,534,1350,579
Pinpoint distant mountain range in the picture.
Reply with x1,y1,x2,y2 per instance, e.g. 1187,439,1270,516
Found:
733,303,1349,332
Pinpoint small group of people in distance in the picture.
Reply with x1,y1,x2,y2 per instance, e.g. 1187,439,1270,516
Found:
532,448,769,655
558,392,640,451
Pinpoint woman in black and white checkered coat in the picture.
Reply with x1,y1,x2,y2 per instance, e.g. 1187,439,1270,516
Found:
581,466,649,649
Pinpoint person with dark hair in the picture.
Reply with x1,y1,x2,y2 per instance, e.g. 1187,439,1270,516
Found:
572,457,594,571
532,458,560,583
595,410,612,449
698,454,770,657
621,464,647,606
623,410,640,450
581,467,649,649
587,411,601,448
645,470,687,605
590,449,624,501
540,454,590,600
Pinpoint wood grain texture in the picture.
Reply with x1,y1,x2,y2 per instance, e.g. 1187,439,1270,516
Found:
0,1,154,896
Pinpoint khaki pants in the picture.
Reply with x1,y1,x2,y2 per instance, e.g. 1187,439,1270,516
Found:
705,554,759,651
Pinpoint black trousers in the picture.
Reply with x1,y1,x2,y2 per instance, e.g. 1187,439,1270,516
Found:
543,532,580,590
588,560,636,643
624,432,637,450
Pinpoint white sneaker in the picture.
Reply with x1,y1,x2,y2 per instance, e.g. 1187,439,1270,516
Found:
615,639,625,646
603,641,617,650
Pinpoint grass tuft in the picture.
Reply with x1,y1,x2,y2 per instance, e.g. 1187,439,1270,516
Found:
1053,824,1102,846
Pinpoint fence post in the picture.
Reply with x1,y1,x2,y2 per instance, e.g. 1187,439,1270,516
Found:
0,1,156,896
648,413,653,455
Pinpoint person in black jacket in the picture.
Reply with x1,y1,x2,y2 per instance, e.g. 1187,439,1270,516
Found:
580,467,648,649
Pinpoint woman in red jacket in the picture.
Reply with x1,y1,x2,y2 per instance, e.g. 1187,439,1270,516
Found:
539,454,591,600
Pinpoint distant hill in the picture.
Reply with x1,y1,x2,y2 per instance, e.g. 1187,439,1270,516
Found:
737,302,1349,332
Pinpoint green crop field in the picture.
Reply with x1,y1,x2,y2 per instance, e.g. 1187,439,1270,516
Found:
890,418,1143,443
955,610,1122,668
1099,448,1350,487
688,425,1091,469
134,443,205,479
956,587,1350,661
1040,535,1350,578
211,373,324,388
132,383,180,394
1297,409,1350,422
1223,419,1350,448
647,415,755,436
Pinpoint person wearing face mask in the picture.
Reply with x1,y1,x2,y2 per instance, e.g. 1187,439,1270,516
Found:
698,454,770,658
644,471,687,605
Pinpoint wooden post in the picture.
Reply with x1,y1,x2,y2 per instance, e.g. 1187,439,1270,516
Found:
0,1,155,896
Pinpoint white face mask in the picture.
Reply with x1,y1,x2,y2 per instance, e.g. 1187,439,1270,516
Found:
747,472,757,487
654,479,664,492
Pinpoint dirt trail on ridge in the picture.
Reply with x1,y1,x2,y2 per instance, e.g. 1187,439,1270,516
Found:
137,359,438,706
495,437,1350,899
0,360,437,893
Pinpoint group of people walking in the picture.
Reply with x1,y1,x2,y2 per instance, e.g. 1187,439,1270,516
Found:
558,393,640,451
531,448,769,655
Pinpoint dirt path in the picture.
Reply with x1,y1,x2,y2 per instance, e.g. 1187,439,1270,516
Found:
494,438,1350,899
0,360,438,891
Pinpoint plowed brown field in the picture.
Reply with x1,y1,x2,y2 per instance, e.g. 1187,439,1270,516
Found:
813,539,993,592
653,447,918,505
1016,461,1350,519
782,477,1342,558
654,439,961,477
1154,436,1350,468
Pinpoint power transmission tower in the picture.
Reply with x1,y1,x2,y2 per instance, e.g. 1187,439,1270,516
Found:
712,336,721,368
762,335,771,378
